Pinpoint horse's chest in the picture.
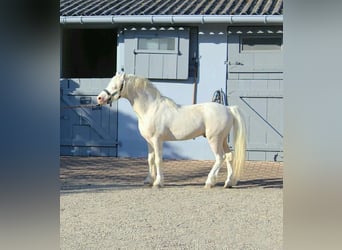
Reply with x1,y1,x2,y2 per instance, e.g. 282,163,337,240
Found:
137,119,155,138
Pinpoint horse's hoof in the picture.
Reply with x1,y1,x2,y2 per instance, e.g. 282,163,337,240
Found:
144,176,154,186
152,181,164,188
152,184,163,189
223,183,233,188
204,183,214,189
224,180,236,188
144,181,153,186
225,178,237,187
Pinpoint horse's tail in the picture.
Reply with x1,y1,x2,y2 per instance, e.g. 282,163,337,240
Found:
229,105,247,185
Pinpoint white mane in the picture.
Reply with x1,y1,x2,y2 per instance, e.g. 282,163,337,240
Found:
127,75,179,109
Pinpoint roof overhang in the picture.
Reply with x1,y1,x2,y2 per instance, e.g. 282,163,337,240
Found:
60,15,283,26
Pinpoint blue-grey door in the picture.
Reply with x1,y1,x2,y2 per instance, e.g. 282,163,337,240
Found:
60,79,118,156
227,27,283,161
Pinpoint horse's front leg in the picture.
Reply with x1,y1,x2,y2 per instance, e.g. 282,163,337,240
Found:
152,139,164,188
144,143,156,186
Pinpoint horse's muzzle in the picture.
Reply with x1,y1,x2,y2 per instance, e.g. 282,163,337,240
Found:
97,92,107,105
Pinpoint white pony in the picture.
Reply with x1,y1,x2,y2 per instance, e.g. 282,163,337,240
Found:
97,72,246,188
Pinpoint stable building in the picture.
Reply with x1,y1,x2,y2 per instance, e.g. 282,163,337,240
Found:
60,0,283,161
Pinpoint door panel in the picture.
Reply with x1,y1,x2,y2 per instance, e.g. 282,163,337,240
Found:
60,79,118,156
227,27,283,161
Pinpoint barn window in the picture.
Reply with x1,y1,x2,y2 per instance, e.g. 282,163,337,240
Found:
124,28,190,80
137,37,176,51
241,37,282,52
61,28,117,78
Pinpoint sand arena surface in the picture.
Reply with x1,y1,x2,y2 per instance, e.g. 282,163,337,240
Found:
60,157,283,249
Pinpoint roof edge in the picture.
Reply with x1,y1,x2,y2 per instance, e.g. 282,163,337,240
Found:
60,15,283,25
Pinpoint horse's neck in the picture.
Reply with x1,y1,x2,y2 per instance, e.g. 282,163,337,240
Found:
126,86,157,117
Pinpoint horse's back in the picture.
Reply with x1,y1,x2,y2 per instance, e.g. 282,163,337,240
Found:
182,102,234,138
193,102,232,121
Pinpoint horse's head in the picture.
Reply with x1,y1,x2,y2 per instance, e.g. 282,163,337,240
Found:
97,72,126,105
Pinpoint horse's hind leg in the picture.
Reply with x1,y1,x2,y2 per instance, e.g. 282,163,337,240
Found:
205,137,224,188
223,138,234,188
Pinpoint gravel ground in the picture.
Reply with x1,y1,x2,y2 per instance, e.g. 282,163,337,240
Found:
60,186,282,249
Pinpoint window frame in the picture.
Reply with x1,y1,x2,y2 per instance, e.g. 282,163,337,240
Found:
239,35,283,53
134,36,179,55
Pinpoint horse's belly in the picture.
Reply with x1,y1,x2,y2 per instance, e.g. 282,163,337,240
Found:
165,129,204,141
164,119,205,141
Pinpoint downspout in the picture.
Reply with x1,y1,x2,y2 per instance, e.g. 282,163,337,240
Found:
60,15,283,25
192,51,199,104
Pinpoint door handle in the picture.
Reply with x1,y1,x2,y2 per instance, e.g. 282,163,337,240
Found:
227,61,243,66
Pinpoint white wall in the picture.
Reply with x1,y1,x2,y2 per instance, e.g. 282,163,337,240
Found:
117,25,228,160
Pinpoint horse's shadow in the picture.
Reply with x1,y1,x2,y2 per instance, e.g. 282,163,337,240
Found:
234,178,283,189
61,178,283,193
169,178,283,189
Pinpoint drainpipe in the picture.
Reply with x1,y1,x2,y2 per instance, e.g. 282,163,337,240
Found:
60,15,283,25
